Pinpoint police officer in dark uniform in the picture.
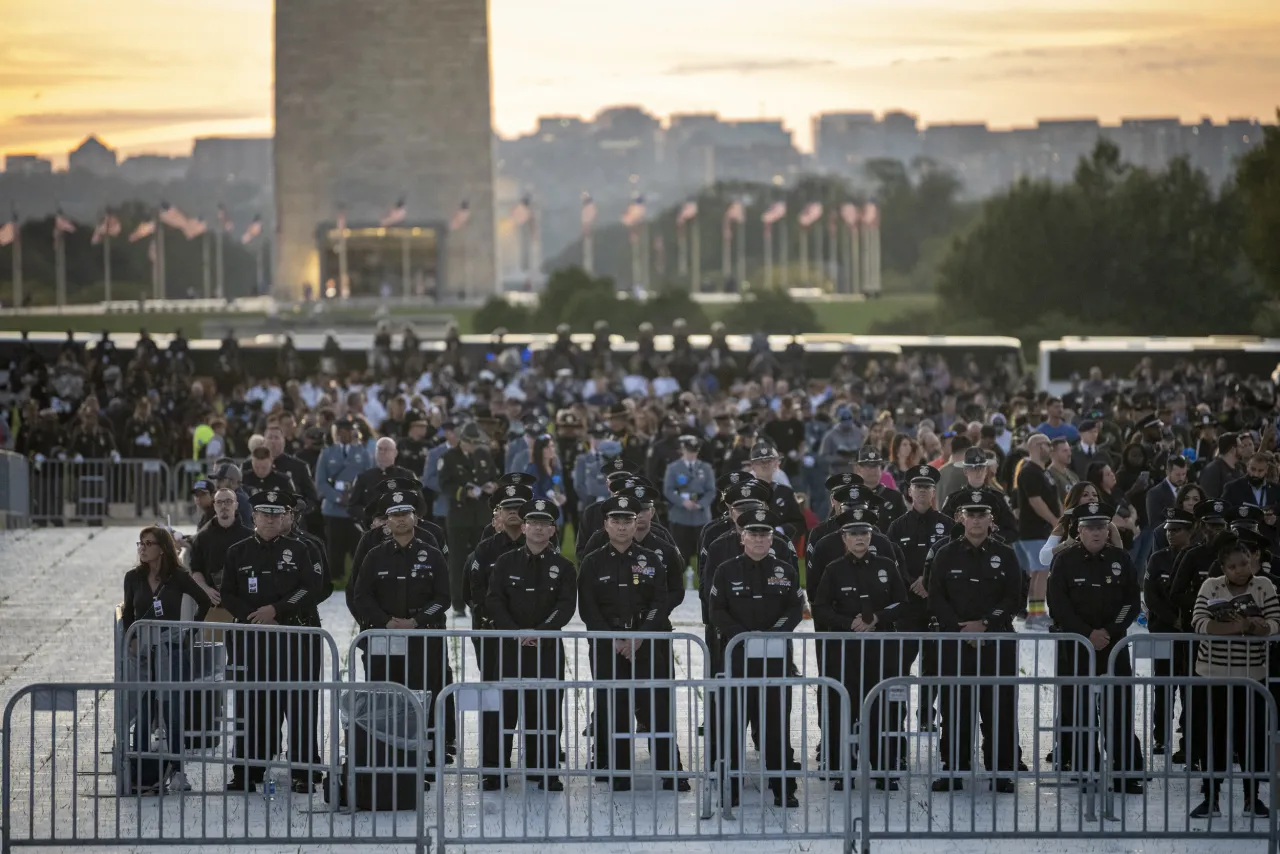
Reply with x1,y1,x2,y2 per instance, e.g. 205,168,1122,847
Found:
555,409,588,532
708,507,804,807
812,508,909,788
350,489,452,773
577,495,678,791
1168,499,1232,640
347,479,445,610
438,422,499,616
220,489,326,793
575,457,636,556
701,471,759,551
605,403,648,472
805,485,910,615
394,409,432,484
940,447,1019,534
1143,508,1196,758
242,446,297,497
485,499,578,791
885,464,951,726
747,441,806,539
1046,502,1144,791
854,446,908,528
926,493,1022,792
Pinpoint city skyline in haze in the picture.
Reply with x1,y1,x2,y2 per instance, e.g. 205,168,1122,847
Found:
2,0,1278,165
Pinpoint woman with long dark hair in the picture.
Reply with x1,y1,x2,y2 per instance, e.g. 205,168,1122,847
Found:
526,434,566,508
1087,461,1139,550
122,526,211,794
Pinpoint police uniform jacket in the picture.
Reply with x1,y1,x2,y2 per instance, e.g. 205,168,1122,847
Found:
709,553,804,643
485,546,578,631
700,527,798,612
663,457,717,527
572,449,611,509
646,436,684,486
351,536,450,630
286,527,332,604
424,441,453,517
188,517,252,588
585,527,684,623
812,551,908,631
316,442,372,518
575,497,609,557
925,535,1021,632
941,486,1019,533
1047,544,1140,640
615,431,649,473
220,533,325,627
871,485,908,530
1143,545,1184,632
805,527,908,605
1168,540,1216,631
241,468,296,498
346,521,443,619
886,507,953,582
438,446,497,527
347,464,420,526
698,514,735,560
578,542,668,632
465,530,525,626
395,438,430,485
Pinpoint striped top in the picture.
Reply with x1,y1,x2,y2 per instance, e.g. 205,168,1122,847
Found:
1192,575,1280,679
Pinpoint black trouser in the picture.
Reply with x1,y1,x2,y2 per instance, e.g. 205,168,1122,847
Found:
818,637,906,773
324,517,361,583
31,466,65,526
231,632,322,782
717,648,796,797
362,634,453,769
669,524,701,576
445,522,484,612
492,638,565,783
1056,640,1143,773
1189,680,1270,800
899,597,935,724
937,638,1020,773
588,637,681,776
1152,637,1192,751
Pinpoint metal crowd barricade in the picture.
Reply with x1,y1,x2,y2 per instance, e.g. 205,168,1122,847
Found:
1,681,430,853
858,675,1279,852
27,457,174,525
168,459,209,524
432,675,854,853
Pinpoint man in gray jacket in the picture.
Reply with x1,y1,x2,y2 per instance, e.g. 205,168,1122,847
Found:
663,435,716,574
573,430,614,517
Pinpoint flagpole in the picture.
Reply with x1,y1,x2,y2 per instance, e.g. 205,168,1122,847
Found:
869,219,881,296
676,222,687,277
690,216,701,293
763,222,772,289
736,217,746,289
780,216,788,287
720,217,730,284
202,231,212,298
583,225,594,275
156,218,166,299
11,213,22,308
103,230,112,303
799,224,809,285
54,227,65,307
401,232,411,298
814,215,824,290
255,238,265,295
215,220,225,299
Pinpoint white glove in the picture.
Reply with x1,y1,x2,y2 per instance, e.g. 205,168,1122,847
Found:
73,454,85,463
34,453,46,463
802,455,815,468
110,451,121,463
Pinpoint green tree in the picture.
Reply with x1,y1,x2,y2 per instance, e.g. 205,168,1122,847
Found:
1235,110,1280,295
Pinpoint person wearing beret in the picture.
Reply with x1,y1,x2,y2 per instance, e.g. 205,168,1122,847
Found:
484,499,578,792
708,507,804,807
1046,502,1144,792
811,508,909,789
664,435,717,571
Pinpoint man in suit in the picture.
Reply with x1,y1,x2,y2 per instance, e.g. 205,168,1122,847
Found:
1145,454,1189,530
1197,432,1240,499
1223,453,1279,511
1070,419,1109,480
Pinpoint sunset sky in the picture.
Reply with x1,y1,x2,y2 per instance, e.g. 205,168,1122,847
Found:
2,0,1278,164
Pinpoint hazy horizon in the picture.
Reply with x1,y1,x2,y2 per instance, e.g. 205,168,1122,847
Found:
3,0,1278,165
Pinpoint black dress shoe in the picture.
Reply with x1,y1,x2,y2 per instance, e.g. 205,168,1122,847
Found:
611,779,632,792
775,793,800,808
992,779,1016,793
481,777,504,791
932,778,963,792
662,778,691,791
290,777,314,794
225,775,254,793
1113,779,1145,795
832,779,845,791
1170,750,1186,765
875,778,900,791
538,777,564,792
1152,743,1166,756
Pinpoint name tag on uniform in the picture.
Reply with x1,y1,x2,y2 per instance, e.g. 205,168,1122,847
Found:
152,598,164,617
247,577,258,594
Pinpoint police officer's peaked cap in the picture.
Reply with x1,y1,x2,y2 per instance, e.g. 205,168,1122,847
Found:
740,507,780,532
251,489,290,515
1234,527,1271,551
908,465,940,486
605,403,630,419
518,498,558,523
492,483,534,509
725,481,771,506
839,506,879,533
599,456,635,476
458,422,489,445
556,410,581,426
375,477,423,497
1074,502,1115,526
620,474,656,493
190,478,213,494
1135,413,1164,431
378,490,418,516
404,409,428,426
602,495,639,518
1195,499,1232,522
832,483,882,509
749,441,780,461
824,472,864,492
587,422,610,437
856,447,885,466
617,486,657,508
498,472,538,488
957,491,994,512
717,471,758,494
678,434,702,450
1231,503,1267,528
1162,508,1196,528
960,447,991,469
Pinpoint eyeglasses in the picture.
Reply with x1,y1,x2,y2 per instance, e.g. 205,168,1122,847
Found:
137,541,159,548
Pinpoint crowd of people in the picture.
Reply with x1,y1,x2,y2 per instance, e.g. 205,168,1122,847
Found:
8,323,1280,816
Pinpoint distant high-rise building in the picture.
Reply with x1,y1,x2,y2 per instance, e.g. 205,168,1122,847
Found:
120,154,192,184
189,137,272,185
67,135,117,176
4,154,53,175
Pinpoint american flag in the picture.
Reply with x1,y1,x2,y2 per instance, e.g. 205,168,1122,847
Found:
54,210,76,234
761,201,787,225
217,204,233,232
862,202,880,227
380,198,407,227
449,200,471,232
158,202,189,230
676,201,698,225
841,203,860,227
336,205,347,232
798,202,823,228
91,212,122,245
724,200,746,224
512,195,533,226
128,220,156,242
241,215,263,245
621,195,646,228
0,220,14,247
580,193,597,232
183,218,208,240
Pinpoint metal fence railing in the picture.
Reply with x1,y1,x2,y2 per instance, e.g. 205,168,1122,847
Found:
858,675,1280,852
27,457,175,525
